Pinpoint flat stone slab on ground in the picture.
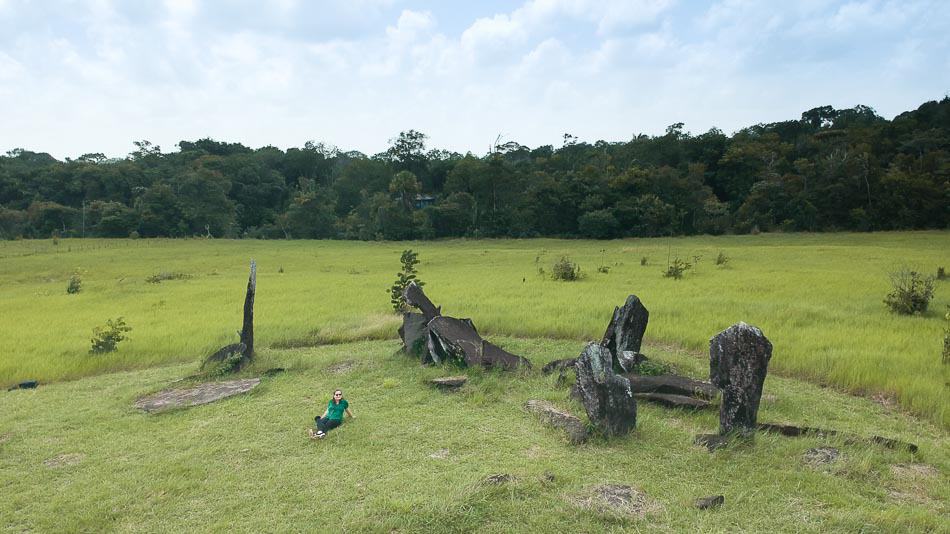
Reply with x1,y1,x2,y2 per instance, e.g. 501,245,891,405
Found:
695,495,724,509
634,392,712,410
430,376,468,389
524,399,588,444
134,378,261,413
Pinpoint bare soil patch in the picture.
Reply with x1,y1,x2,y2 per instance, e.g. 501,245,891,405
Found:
43,453,85,468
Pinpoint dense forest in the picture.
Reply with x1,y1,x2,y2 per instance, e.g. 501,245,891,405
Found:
1,98,948,240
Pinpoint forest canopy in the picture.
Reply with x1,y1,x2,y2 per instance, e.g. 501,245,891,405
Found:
1,98,947,240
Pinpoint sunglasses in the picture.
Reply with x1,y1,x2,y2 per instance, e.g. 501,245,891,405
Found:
334,393,343,396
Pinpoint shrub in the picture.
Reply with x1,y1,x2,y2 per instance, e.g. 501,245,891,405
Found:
551,257,580,281
715,251,729,266
597,265,610,274
884,268,935,315
938,267,946,280
640,256,648,266
90,318,132,354
66,273,82,294
390,249,423,312
146,271,192,284
663,257,692,279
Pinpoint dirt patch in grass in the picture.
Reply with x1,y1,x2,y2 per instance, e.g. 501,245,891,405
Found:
803,447,841,467
891,463,939,480
326,360,358,374
568,484,660,518
428,448,450,459
44,453,85,468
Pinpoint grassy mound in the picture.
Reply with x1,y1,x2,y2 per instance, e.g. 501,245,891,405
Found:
2,339,946,532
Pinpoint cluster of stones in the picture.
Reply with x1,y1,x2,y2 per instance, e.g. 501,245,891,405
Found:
399,282,531,370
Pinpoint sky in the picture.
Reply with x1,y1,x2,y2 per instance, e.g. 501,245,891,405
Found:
1,0,948,160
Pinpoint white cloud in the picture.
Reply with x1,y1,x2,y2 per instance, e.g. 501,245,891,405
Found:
0,0,947,158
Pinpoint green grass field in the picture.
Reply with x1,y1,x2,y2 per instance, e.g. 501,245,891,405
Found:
1,233,947,427
2,340,947,532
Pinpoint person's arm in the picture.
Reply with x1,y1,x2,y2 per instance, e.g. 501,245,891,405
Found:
321,401,329,419
345,408,354,419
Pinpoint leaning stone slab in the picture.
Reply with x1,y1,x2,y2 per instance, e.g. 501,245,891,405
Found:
134,378,261,413
524,399,588,444
427,316,531,370
399,312,431,361
574,343,637,436
634,392,712,410
624,374,719,400
709,322,772,435
601,295,650,372
695,495,724,510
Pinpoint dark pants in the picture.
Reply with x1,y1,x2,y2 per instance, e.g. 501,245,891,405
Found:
315,417,342,433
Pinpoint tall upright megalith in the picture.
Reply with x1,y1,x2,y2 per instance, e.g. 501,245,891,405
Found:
709,322,772,435
574,343,637,436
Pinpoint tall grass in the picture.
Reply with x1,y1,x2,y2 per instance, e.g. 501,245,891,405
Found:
1,232,947,427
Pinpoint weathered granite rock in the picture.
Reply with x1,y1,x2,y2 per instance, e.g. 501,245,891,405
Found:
574,343,637,436
403,281,441,321
401,282,531,370
695,495,724,510
134,378,261,413
623,374,719,400
427,316,531,370
202,343,246,367
7,380,38,391
541,358,577,375
758,422,918,453
399,312,430,361
634,392,712,410
524,399,588,444
201,260,257,372
430,376,468,390
601,295,650,372
709,322,772,435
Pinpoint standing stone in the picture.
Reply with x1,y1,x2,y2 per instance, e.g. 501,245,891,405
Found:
573,343,637,436
601,295,650,372
709,322,773,435
399,312,431,362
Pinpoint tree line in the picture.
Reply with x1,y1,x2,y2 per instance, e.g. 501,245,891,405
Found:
1,98,947,240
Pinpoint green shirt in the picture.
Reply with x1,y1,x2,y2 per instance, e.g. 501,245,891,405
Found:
326,398,348,421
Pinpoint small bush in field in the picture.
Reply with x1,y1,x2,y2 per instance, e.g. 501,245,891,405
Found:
884,268,934,315
66,273,82,294
146,271,192,284
90,318,132,354
640,256,648,266
937,267,946,280
715,251,729,266
663,257,692,280
390,249,423,312
551,257,581,281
